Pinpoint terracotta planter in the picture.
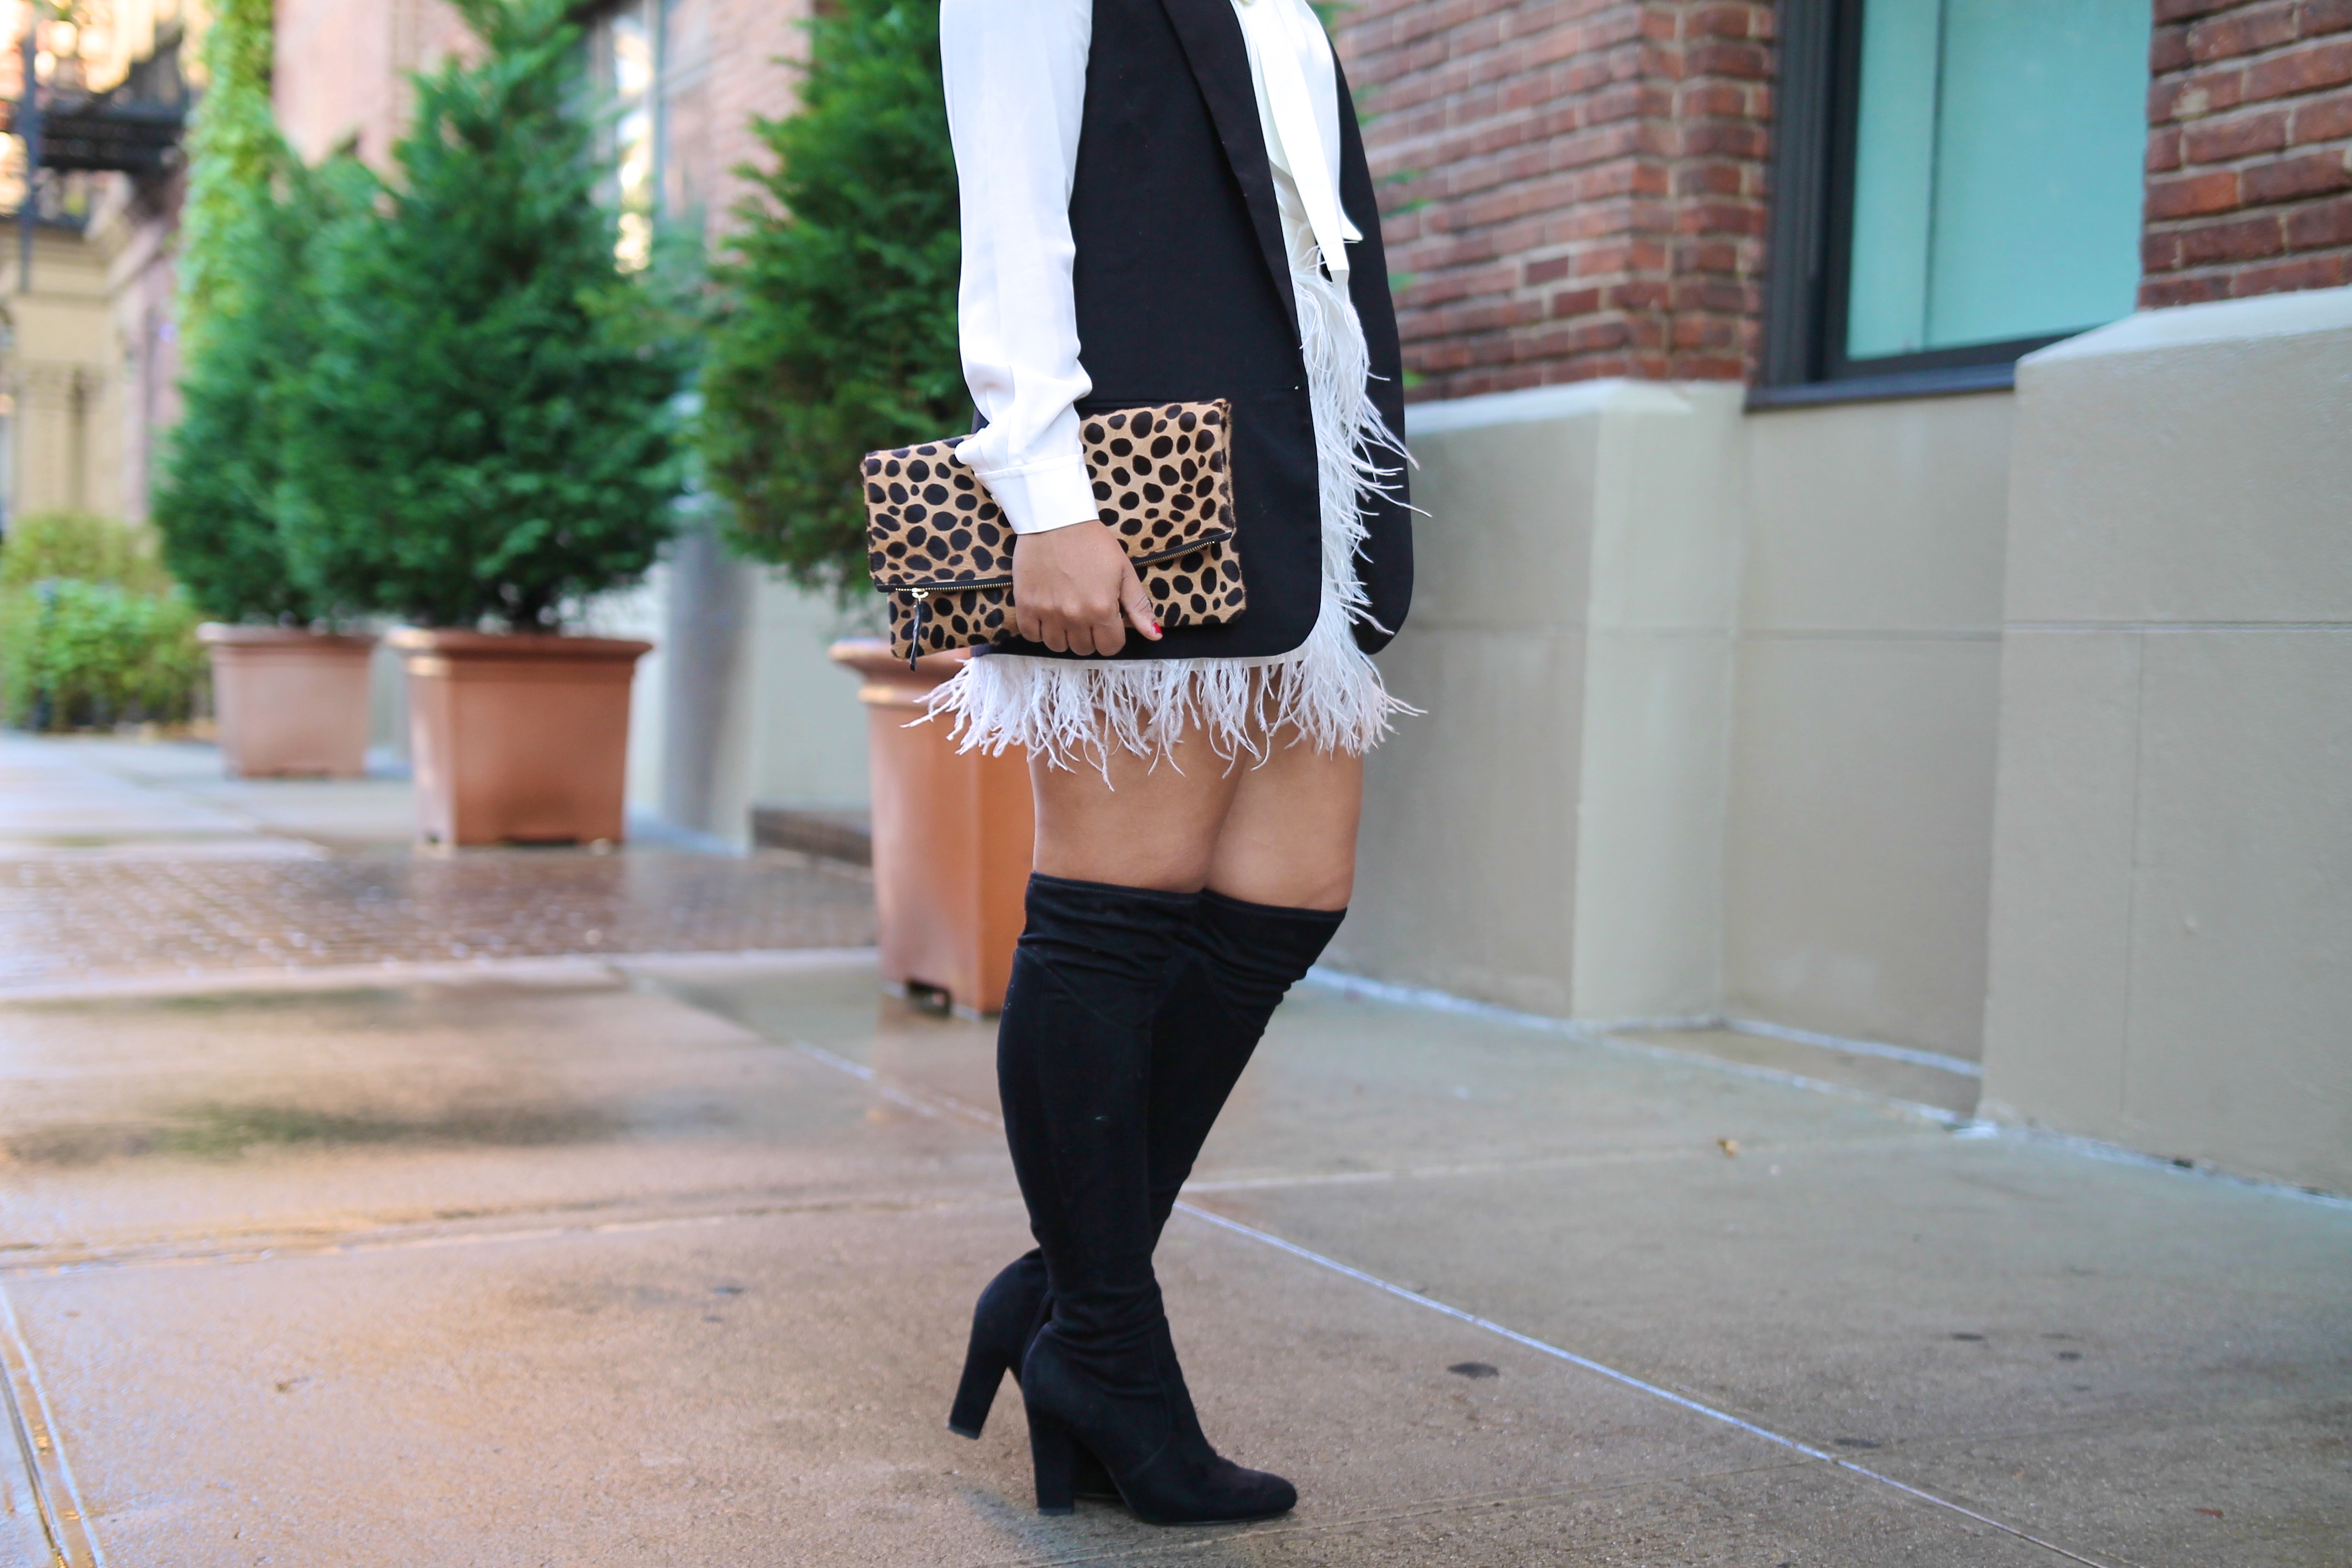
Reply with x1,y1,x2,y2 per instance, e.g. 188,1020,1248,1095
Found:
198,624,379,778
832,639,1035,1015
388,628,651,846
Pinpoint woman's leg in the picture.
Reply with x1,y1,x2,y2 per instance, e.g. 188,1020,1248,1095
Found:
990,729,1295,1520
1144,736,1360,1225
1023,726,1364,1237
1204,732,1363,910
1027,725,1246,891
997,728,1366,1264
951,731,1246,1446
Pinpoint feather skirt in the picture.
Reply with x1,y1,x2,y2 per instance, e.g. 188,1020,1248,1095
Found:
924,264,1413,772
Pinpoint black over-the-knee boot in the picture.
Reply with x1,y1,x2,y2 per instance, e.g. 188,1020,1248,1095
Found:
989,873,1295,1522
1145,890,1347,1229
949,891,1344,1475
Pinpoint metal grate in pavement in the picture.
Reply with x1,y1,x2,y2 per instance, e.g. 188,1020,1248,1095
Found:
0,851,876,989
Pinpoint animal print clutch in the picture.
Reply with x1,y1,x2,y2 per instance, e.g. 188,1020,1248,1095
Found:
862,400,1246,667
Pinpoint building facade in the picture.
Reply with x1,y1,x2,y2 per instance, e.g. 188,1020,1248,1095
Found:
0,0,197,529
1325,0,2351,1191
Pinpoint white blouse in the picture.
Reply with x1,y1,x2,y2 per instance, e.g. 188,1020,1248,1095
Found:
939,0,1359,535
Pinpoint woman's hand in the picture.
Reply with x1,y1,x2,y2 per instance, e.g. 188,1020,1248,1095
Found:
1012,521,1163,656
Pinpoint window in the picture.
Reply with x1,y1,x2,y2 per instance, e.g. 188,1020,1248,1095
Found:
585,2,660,271
582,0,716,271
1761,0,2152,400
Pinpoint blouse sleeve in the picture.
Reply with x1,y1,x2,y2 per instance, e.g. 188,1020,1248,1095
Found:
939,0,1098,535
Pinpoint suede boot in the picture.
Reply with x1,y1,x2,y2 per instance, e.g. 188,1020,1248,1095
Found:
948,892,1344,1445
988,874,1294,1522
952,882,1341,1517
1145,890,1347,1229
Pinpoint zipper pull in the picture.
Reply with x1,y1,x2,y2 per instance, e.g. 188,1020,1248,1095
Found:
906,589,930,668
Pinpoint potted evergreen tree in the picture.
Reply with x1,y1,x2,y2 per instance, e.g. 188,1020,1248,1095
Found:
154,0,375,778
279,0,688,845
696,0,1031,1012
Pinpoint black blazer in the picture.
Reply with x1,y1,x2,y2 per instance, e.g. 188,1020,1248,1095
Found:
995,0,1413,662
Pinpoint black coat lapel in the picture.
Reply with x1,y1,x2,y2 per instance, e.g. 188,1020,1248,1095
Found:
1155,0,1299,339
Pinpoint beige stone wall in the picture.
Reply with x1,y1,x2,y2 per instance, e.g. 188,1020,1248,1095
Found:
588,560,871,846
1725,393,2013,1059
1333,380,1743,1020
1342,380,2011,1054
1980,286,2352,1192
1,229,128,524
90,173,186,524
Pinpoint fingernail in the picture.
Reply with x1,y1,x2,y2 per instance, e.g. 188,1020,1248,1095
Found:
1151,622,1163,635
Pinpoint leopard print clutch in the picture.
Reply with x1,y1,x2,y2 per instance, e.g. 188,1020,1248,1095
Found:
863,400,1245,666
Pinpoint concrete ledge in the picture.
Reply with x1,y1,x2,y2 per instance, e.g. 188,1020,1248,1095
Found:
750,806,873,867
2024,283,2352,363
1403,377,1692,437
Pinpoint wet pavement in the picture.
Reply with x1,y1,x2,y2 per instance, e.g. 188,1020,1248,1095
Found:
2,957,2346,1566
0,734,2346,1565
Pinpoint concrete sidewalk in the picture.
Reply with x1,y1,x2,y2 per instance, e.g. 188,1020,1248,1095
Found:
2,950,2344,1566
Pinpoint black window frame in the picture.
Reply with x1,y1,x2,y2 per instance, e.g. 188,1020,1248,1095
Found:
1754,0,2092,408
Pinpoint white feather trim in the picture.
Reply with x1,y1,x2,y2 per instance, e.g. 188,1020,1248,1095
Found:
925,262,1414,774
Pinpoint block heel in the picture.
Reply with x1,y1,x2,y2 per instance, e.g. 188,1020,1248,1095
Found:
1027,1400,1078,1516
948,1250,1050,1439
947,1339,1010,1439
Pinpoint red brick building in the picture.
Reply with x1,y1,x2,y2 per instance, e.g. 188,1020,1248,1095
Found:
2143,0,2352,303
1335,0,2352,400
1339,0,1777,394
1319,0,2351,1192
270,0,803,242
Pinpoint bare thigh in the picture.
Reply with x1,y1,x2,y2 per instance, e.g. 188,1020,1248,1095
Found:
1030,721,1364,910
1203,733,1362,911
1028,726,1245,893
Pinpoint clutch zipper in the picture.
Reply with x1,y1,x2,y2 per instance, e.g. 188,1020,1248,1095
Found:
905,589,929,668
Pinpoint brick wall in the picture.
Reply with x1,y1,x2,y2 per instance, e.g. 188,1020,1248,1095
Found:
273,0,475,169
271,0,803,233
1336,0,1776,400
633,0,808,242
2143,0,2352,303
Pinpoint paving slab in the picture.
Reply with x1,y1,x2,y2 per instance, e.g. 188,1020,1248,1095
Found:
1866,1396,2352,1568
9,1202,2057,1568
0,739,265,849
0,736,878,994
0,970,994,1263
664,967,1968,1189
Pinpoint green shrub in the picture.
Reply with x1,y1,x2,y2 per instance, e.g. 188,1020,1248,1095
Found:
153,0,369,626
0,515,206,730
175,0,280,339
694,0,962,595
0,511,173,595
279,0,689,630
154,156,371,625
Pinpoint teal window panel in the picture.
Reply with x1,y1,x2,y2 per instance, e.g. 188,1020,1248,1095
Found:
1847,0,1942,358
1847,0,2148,362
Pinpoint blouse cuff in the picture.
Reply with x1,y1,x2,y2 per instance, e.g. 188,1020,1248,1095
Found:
967,450,1099,536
